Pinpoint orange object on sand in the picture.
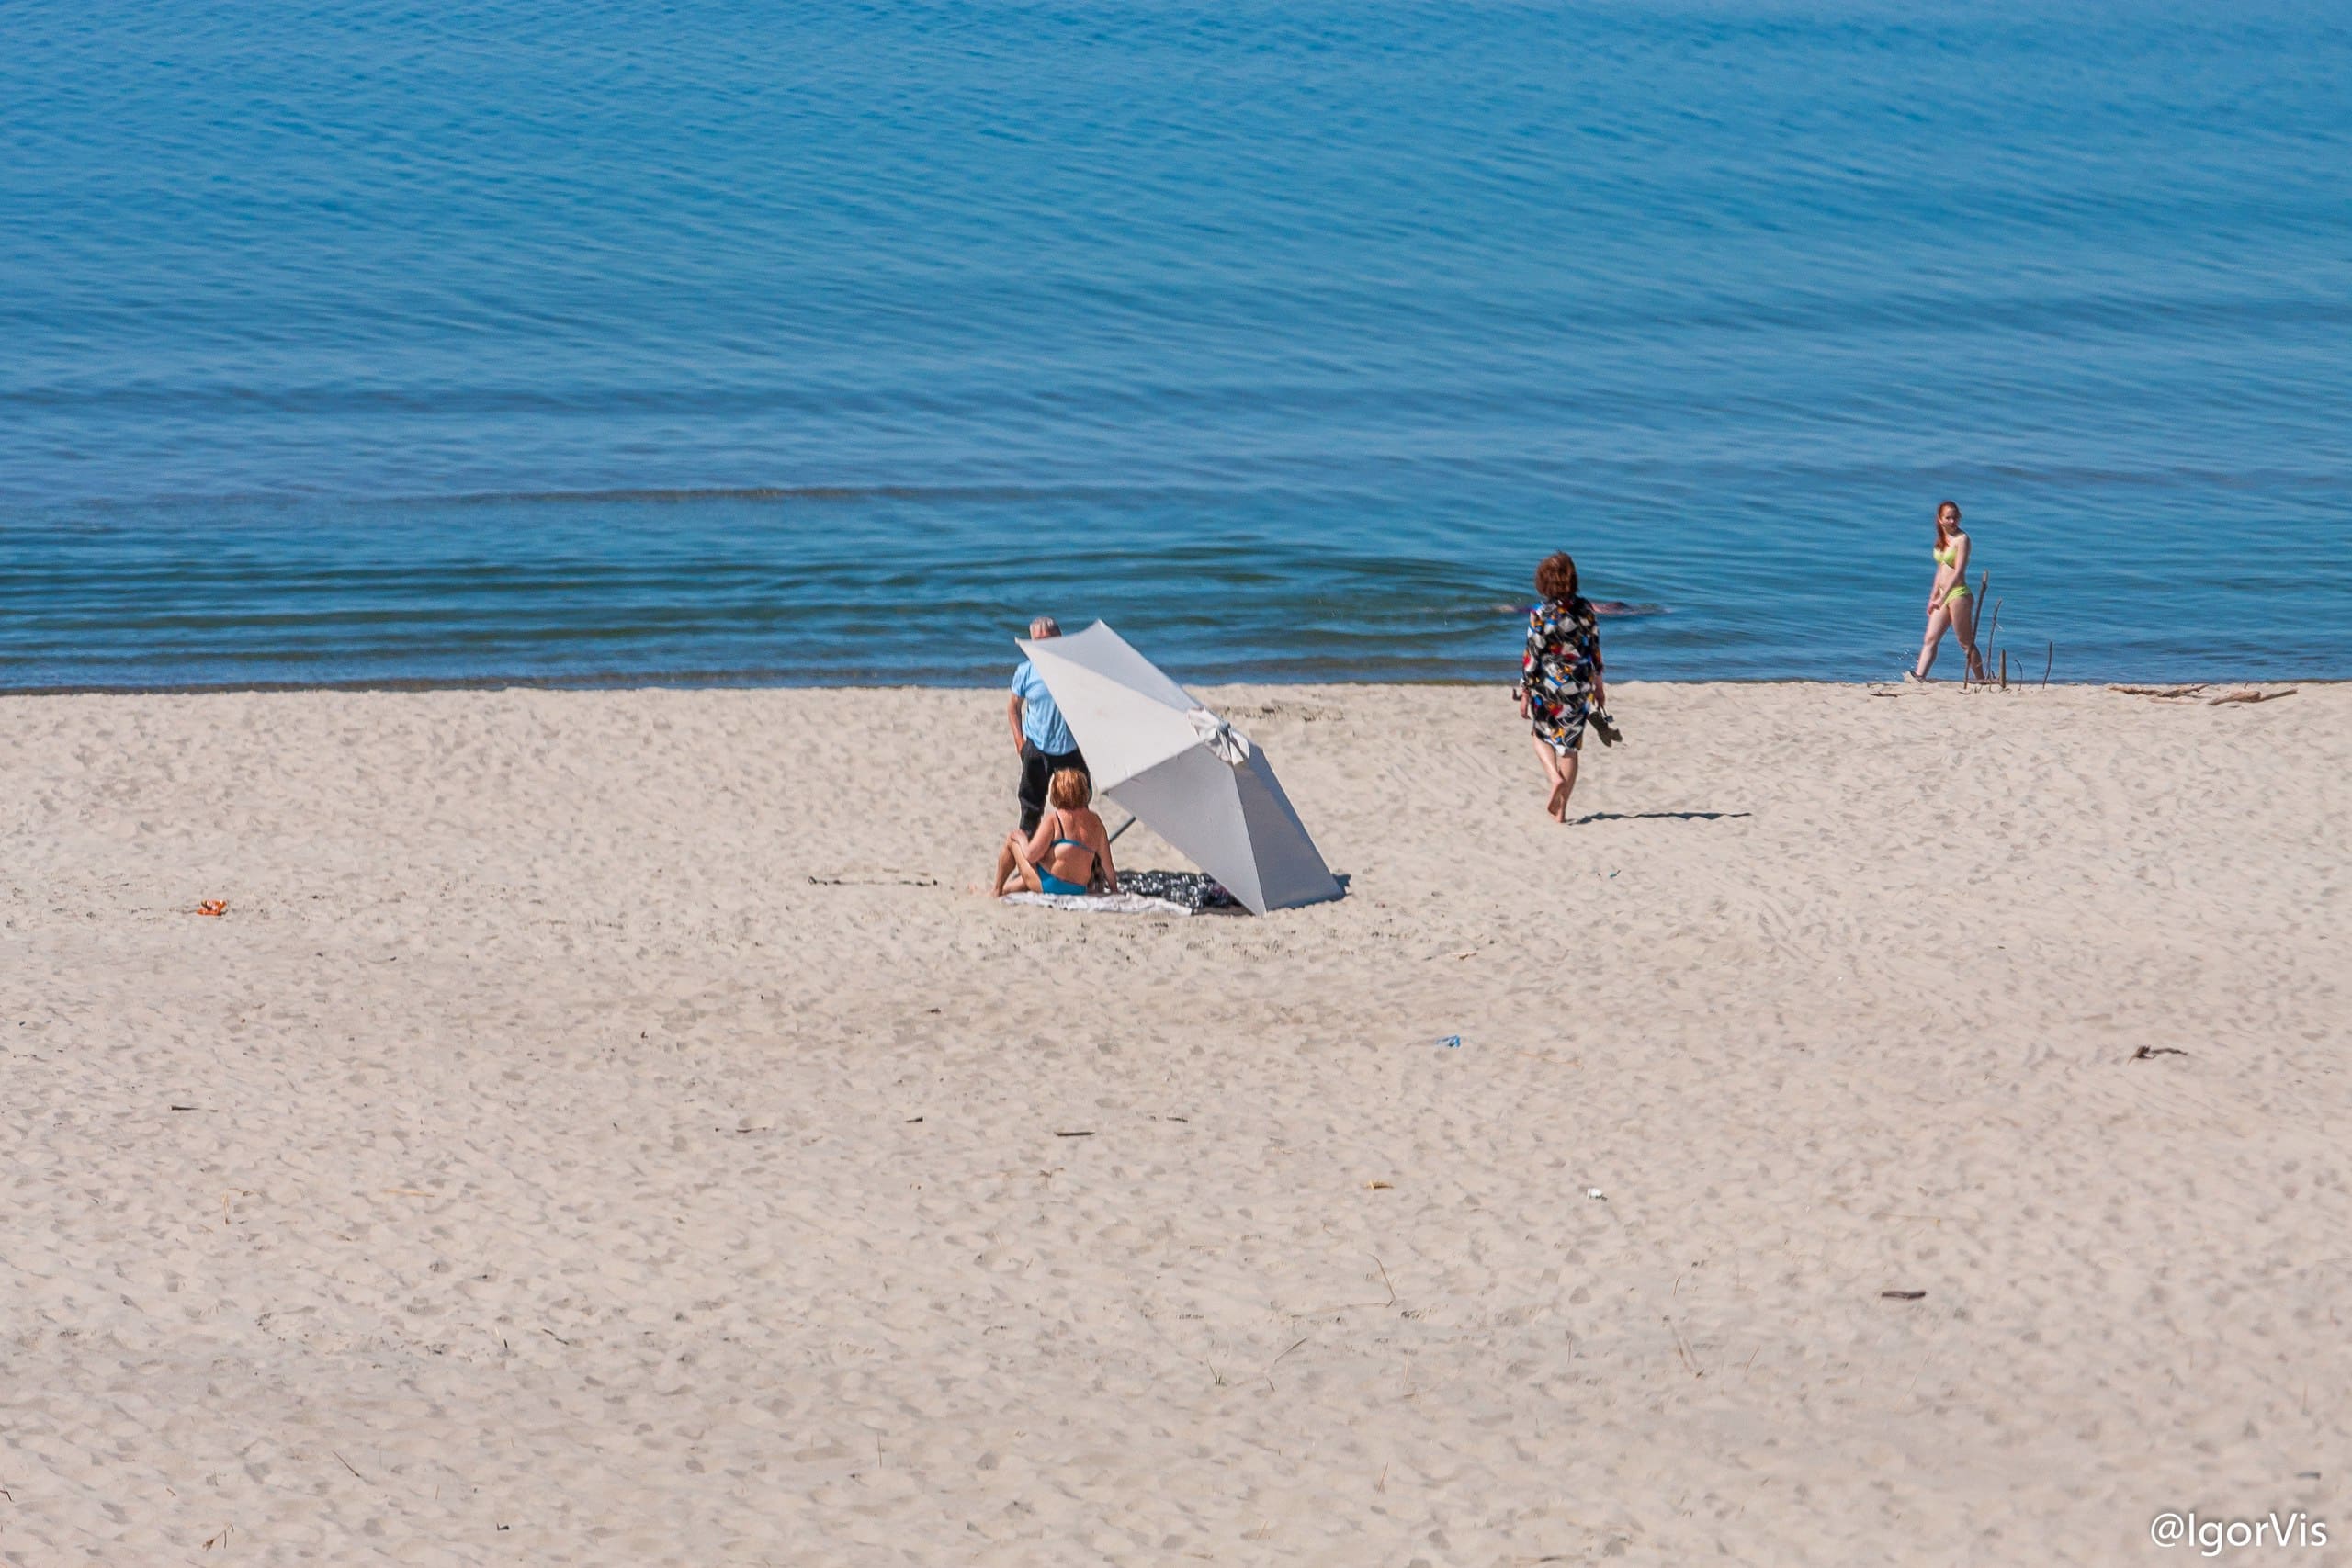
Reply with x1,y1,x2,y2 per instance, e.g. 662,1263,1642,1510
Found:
195,900,228,917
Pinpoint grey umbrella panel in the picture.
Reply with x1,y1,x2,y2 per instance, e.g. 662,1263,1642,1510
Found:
1103,743,1338,915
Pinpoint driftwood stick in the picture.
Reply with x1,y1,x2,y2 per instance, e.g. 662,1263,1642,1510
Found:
2043,641,2053,687
2209,689,2298,706
1973,572,1992,683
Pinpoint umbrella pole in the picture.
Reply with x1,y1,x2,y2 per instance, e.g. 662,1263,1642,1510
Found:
1108,814,1138,843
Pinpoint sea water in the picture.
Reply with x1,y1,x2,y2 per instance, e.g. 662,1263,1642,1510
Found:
4,0,2347,687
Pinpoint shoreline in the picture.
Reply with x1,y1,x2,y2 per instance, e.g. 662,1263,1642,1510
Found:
0,672,2336,700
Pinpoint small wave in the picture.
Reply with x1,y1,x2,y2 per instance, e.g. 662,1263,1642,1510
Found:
27,481,1227,513
1492,601,1667,617
430,483,1194,508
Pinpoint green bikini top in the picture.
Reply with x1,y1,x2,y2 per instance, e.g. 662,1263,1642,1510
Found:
1933,542,1962,566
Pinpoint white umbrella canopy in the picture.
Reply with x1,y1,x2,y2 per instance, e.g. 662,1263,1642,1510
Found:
1014,622,1341,915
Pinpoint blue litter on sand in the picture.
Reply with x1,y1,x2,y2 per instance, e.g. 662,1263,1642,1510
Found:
1439,1035,1463,1049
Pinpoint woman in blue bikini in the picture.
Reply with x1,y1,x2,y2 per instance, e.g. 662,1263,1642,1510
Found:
992,767,1120,897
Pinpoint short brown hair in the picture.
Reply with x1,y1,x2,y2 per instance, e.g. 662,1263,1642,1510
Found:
1535,552,1578,602
1047,767,1091,810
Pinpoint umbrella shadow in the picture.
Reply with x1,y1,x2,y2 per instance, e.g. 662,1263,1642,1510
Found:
1570,810,1749,824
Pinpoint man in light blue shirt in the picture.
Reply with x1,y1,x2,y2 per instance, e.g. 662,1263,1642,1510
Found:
1007,615,1088,832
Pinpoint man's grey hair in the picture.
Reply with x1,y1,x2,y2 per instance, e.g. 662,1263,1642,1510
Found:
1028,616,1061,638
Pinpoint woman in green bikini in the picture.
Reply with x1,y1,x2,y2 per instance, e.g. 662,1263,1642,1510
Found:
1908,500,1987,682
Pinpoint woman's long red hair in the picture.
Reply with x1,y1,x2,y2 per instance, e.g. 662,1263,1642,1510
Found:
1935,501,1962,550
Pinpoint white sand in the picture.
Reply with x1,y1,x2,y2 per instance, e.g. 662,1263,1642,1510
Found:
4,681,2345,1565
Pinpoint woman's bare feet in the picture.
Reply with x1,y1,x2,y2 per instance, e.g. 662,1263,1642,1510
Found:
1546,780,1570,821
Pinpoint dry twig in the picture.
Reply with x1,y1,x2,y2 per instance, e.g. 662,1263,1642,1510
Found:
1297,1256,1398,1316
1264,1336,1311,1390
1666,1315,1705,1378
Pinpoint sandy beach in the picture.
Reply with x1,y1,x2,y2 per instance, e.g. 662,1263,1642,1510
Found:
4,680,2345,1566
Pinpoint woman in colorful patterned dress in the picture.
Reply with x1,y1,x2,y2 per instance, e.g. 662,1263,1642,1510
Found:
1517,551,1606,822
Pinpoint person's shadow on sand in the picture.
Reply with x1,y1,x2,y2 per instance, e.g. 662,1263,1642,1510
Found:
1571,810,1750,824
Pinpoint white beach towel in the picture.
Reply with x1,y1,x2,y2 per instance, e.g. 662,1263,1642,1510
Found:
1001,891,1193,917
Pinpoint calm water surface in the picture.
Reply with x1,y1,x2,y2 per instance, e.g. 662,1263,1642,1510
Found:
4,0,2348,686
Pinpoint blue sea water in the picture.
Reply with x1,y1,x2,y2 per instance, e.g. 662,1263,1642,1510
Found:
4,0,2347,688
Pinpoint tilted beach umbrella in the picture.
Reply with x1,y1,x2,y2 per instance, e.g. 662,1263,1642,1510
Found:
1014,621,1341,915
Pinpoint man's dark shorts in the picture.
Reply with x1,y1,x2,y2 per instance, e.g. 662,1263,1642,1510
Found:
1018,740,1088,833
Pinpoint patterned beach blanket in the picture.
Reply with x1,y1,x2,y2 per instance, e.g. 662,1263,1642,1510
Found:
1001,872,1246,918
1001,891,1193,917
1114,871,1243,912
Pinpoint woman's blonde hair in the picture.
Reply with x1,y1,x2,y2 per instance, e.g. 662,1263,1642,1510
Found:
1047,767,1091,810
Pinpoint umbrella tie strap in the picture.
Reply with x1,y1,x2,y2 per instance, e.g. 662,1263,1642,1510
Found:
1186,705,1252,766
